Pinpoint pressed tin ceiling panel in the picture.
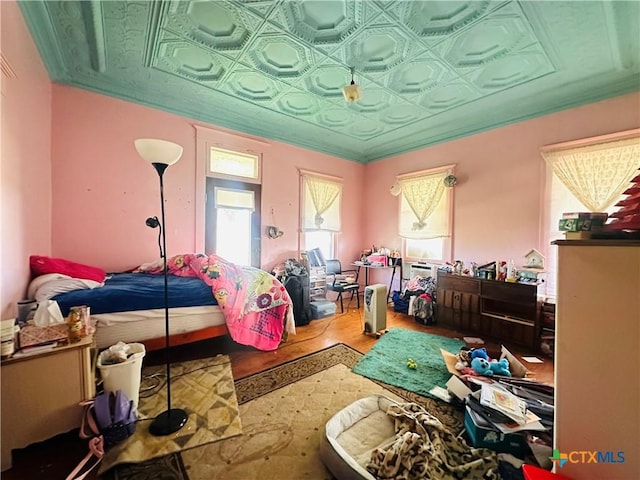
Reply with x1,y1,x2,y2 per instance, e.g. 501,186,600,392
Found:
18,0,640,163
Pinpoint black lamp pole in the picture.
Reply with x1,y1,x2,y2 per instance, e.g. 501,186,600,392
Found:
148,162,188,436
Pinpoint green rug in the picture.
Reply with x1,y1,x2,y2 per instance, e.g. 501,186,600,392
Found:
352,328,465,398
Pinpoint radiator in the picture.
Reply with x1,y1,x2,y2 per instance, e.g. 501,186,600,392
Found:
363,284,387,334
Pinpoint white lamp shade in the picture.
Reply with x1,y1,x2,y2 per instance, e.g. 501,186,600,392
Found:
342,83,362,102
134,138,183,166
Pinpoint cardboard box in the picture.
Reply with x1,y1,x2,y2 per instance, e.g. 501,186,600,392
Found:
367,254,387,266
440,347,530,378
464,406,528,457
18,323,68,348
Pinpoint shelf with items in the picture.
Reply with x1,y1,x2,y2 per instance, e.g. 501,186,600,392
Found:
308,266,326,301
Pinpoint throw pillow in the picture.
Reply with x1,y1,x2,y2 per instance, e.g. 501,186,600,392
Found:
30,255,106,283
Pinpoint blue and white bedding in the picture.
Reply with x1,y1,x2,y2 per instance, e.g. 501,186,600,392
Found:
48,273,217,316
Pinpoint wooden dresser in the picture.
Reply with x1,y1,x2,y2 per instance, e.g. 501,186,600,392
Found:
553,240,639,479
436,271,540,349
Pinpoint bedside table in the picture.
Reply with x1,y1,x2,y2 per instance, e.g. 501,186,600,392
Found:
0,335,96,471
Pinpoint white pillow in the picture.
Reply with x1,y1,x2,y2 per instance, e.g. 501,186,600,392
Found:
28,273,104,301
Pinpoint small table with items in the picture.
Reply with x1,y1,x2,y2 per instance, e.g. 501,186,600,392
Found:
351,257,402,303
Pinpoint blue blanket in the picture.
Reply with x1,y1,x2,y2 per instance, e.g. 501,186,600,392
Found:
53,273,217,316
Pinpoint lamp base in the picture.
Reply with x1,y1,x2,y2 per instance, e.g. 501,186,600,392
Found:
149,408,188,436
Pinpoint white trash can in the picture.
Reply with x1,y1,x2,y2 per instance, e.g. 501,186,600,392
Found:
97,342,146,409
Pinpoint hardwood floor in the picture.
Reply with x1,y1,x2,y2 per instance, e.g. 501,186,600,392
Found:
147,302,555,385
3,303,554,479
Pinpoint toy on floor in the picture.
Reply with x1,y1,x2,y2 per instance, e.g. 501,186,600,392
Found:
455,346,512,377
470,347,489,361
489,358,511,376
407,358,418,369
471,357,493,376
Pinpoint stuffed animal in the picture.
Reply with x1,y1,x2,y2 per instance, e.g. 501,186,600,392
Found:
455,348,473,371
470,347,489,361
458,348,472,366
471,357,493,376
489,358,511,376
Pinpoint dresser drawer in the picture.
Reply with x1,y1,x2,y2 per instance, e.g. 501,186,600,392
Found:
437,273,480,294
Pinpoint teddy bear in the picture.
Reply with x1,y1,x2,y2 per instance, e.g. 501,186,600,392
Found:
470,347,489,361
471,357,493,376
489,358,511,376
457,347,494,375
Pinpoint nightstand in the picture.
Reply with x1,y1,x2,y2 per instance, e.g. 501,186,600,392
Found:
0,335,96,471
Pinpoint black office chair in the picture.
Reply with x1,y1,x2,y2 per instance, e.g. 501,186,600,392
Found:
325,259,360,313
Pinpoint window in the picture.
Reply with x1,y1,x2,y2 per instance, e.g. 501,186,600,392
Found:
204,144,262,267
300,171,343,259
404,238,445,262
209,147,260,182
396,165,454,263
304,231,333,261
541,129,639,299
206,178,261,266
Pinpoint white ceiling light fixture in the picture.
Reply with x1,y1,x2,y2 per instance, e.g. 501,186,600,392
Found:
342,66,362,102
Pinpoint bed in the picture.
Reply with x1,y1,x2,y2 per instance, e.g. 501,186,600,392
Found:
28,254,295,351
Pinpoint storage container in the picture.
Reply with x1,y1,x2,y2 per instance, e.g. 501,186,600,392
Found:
310,300,337,319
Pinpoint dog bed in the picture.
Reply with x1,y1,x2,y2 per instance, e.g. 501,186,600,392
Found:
320,394,501,480
319,394,399,480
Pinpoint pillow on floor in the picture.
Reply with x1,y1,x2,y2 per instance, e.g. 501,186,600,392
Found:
30,255,106,283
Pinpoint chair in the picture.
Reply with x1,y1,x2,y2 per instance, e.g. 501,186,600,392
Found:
326,259,360,313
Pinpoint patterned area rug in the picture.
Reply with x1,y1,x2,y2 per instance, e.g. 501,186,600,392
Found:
108,344,463,480
102,355,241,476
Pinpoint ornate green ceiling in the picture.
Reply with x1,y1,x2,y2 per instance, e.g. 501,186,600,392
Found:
19,1,640,163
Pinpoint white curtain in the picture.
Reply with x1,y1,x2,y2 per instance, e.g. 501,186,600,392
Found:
398,171,449,238
542,136,640,211
302,174,342,231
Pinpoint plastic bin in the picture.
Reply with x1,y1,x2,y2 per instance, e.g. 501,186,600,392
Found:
311,300,337,319
97,342,145,409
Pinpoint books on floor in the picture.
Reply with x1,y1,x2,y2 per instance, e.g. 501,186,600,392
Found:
480,383,528,425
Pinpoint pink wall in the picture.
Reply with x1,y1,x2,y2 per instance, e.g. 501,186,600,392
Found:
50,85,365,273
2,0,639,319
363,92,640,285
0,1,52,319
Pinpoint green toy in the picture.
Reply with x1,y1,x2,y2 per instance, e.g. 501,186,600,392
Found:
407,358,418,369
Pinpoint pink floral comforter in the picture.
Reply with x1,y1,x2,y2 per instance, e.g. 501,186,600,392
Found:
134,253,294,351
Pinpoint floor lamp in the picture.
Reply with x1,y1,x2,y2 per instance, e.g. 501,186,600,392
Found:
134,138,188,436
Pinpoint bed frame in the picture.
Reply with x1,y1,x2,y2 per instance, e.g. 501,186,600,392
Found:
141,324,229,352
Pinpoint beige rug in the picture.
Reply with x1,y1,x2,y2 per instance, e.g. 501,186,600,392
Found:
100,355,242,474
108,344,463,480
184,362,404,479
